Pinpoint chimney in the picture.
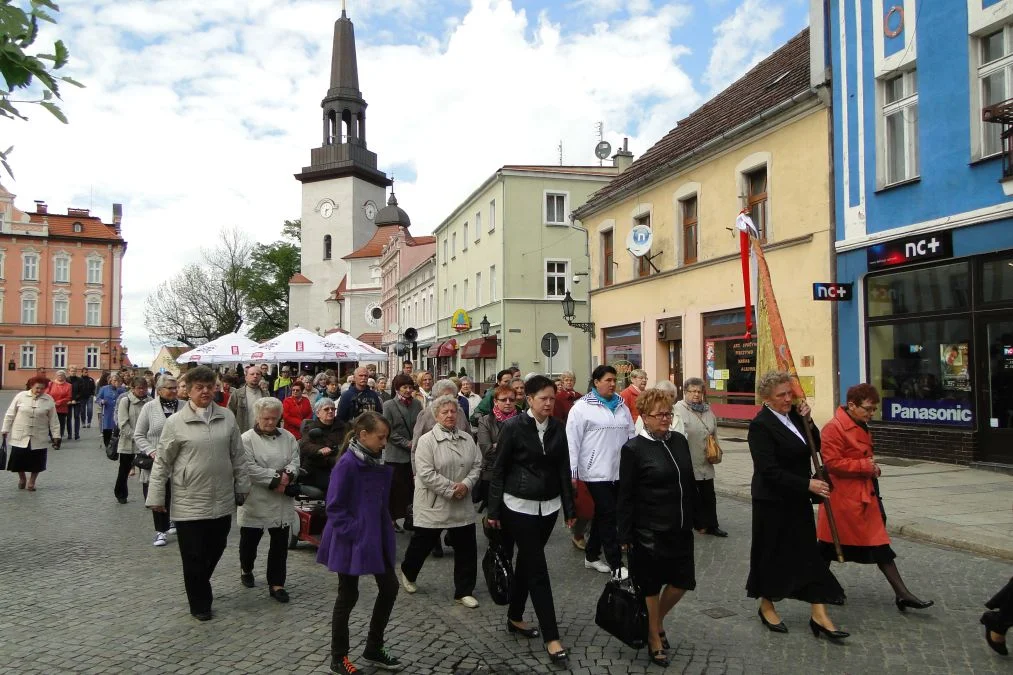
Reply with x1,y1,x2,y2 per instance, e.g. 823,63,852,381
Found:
67,207,90,217
112,203,122,232
34,200,47,214
612,137,634,173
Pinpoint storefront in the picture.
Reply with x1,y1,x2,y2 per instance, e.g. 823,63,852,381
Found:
862,249,1013,464
602,324,641,389
702,309,759,421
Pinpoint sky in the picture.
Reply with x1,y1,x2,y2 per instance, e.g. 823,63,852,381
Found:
8,0,809,366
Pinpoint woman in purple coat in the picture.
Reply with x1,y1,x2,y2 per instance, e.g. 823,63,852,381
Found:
317,412,405,675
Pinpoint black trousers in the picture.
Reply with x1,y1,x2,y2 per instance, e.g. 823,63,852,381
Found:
502,506,561,642
142,481,171,533
332,569,399,658
102,428,113,446
987,577,1013,627
694,479,720,530
174,516,231,615
585,481,622,570
239,526,290,587
401,524,477,599
67,403,80,438
114,453,133,499
57,412,69,439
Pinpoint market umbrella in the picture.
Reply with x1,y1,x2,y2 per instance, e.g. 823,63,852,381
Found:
243,327,386,362
175,333,262,365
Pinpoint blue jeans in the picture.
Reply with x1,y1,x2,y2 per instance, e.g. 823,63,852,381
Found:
67,403,81,438
81,397,94,426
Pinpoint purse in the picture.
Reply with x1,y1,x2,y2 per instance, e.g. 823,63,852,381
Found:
594,576,649,649
105,432,120,461
482,537,513,606
0,439,7,471
705,434,723,465
133,452,154,471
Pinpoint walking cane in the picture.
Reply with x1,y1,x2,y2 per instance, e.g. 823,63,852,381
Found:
799,410,844,563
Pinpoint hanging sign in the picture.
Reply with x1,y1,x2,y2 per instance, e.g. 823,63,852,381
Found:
867,232,953,270
812,283,854,301
451,309,471,332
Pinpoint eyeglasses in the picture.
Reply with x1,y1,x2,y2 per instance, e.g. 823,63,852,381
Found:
859,404,878,413
647,411,674,419
319,407,336,413
496,397,516,403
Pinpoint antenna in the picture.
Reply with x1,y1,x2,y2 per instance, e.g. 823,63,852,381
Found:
558,140,563,166
595,122,604,166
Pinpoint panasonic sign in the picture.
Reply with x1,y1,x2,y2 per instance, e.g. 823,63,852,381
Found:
882,398,973,428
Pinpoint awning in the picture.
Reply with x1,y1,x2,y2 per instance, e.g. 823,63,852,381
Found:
460,337,497,359
438,339,458,357
426,343,441,358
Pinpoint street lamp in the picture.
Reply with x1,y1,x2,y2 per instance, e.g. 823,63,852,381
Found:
479,315,501,345
561,291,595,334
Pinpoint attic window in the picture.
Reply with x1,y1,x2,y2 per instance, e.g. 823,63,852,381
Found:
72,222,83,233
766,71,790,90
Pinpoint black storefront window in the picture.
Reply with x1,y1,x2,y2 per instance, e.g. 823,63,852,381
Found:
867,262,970,317
982,257,1013,304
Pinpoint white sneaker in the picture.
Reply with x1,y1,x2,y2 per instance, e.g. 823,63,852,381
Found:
456,595,479,609
398,569,416,594
584,559,611,573
167,523,177,536
153,532,168,547
613,566,629,581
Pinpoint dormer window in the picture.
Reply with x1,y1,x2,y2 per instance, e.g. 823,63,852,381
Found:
72,222,83,233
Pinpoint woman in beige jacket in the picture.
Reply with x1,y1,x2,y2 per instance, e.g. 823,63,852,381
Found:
3,376,61,491
114,376,151,504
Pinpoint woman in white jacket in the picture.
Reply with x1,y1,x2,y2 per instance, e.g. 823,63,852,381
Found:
134,376,180,547
238,396,301,603
3,377,61,491
565,365,635,577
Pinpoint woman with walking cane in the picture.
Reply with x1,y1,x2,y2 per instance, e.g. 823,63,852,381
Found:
746,370,848,639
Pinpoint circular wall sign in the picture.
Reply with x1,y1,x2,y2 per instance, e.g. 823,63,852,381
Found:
884,6,904,38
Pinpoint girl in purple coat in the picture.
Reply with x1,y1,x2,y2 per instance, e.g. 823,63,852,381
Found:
317,412,404,674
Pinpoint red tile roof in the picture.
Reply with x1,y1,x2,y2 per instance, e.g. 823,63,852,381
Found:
575,28,812,217
329,275,347,301
356,332,382,348
343,225,401,260
289,273,312,284
28,212,123,241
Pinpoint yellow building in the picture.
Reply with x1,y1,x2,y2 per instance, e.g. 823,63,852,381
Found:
573,29,836,422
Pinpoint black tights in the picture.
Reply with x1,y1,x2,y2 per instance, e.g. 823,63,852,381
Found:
878,560,923,602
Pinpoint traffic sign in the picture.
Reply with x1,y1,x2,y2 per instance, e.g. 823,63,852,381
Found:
540,333,559,358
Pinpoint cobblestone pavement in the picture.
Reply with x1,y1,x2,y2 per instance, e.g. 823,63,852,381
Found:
1,393,1012,674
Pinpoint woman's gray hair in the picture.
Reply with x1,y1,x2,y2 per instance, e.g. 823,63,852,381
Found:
560,370,575,380
430,394,459,415
654,380,677,396
56,370,66,378
432,379,458,398
252,396,283,417
757,370,793,399
156,376,177,391
683,376,706,391
313,397,336,413
630,368,648,379
459,376,473,385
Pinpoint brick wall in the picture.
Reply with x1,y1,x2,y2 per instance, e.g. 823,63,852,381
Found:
870,423,978,465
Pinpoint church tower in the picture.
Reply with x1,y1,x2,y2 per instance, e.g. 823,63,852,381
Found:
289,4,390,333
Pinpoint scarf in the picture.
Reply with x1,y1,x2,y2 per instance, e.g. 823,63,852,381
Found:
159,397,179,418
252,424,281,438
593,389,621,412
493,406,517,423
437,423,456,435
687,401,709,413
398,392,414,406
646,428,672,442
349,439,384,466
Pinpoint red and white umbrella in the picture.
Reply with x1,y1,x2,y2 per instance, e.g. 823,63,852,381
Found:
242,327,386,363
175,333,261,365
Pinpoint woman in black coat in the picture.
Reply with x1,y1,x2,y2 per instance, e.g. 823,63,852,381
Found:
298,399,346,496
617,388,697,668
487,375,575,670
747,370,847,640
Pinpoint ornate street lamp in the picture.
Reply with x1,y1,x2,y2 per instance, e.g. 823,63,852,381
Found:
561,291,595,334
480,315,490,336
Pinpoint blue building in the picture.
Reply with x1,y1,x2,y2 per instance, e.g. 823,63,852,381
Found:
818,0,1013,465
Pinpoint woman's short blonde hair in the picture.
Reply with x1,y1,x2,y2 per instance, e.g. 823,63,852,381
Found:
637,388,675,417
757,370,793,399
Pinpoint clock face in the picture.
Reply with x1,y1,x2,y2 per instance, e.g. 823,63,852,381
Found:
320,201,334,218
364,201,377,221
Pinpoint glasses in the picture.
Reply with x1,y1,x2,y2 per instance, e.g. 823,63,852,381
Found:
647,411,674,419
859,404,878,413
496,397,516,403
319,407,336,413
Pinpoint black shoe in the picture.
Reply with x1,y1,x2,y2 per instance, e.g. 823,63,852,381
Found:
362,645,404,671
116,497,127,504
330,655,359,674
240,572,255,588
658,631,671,649
896,596,934,612
981,611,1010,656
548,649,569,668
74,435,80,440
706,527,729,537
809,618,849,640
269,587,289,603
758,607,788,633
507,620,540,639
649,649,670,667
191,611,212,622
432,544,444,558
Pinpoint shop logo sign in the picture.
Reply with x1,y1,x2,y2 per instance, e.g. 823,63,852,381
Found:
867,231,953,270
812,283,853,301
882,398,973,427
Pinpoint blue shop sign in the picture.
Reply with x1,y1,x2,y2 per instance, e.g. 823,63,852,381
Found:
882,398,973,427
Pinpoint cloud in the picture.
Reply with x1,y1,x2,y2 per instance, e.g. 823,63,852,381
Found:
703,0,785,92
9,0,701,365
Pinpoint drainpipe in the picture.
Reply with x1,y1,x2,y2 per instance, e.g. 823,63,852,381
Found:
569,215,593,384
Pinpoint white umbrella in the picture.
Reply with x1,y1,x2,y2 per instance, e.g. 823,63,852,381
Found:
175,333,262,365
243,327,386,362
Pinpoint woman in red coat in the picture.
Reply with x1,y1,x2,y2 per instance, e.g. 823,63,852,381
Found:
46,370,73,440
282,382,313,441
816,383,933,612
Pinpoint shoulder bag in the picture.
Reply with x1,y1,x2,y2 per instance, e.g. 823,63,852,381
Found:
105,431,120,461
691,407,722,465
481,526,513,605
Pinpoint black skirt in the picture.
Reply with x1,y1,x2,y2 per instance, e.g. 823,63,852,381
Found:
819,542,896,565
747,499,845,605
7,444,47,473
632,531,696,596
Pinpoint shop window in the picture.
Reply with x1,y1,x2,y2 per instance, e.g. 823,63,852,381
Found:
602,324,642,389
982,255,1013,303
867,262,970,318
703,310,757,415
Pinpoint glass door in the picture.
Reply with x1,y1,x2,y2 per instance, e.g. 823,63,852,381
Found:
979,315,1013,462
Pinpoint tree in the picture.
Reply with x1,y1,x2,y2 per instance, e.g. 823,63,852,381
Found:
0,1,84,177
238,220,301,342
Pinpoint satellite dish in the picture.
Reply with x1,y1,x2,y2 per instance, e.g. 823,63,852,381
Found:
594,140,612,160
627,224,653,257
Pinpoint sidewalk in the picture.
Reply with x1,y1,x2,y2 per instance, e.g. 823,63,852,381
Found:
714,427,1013,560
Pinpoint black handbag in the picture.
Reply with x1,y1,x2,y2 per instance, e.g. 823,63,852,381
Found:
132,452,154,471
872,476,887,524
482,541,514,606
595,577,649,649
105,432,120,460
0,439,7,471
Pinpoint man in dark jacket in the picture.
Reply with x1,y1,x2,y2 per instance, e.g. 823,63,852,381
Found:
68,365,87,440
337,366,382,423
79,367,97,428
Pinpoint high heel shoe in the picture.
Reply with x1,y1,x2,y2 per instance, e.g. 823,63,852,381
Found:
547,649,569,668
658,631,670,649
981,611,1010,656
649,649,670,667
507,621,540,639
758,607,788,633
809,618,849,641
896,597,934,612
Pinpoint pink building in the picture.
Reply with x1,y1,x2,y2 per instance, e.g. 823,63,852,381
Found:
0,186,127,388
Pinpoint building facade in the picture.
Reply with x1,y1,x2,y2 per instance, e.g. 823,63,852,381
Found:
574,29,837,423
431,166,618,387
822,1,1013,465
0,186,127,388
393,254,437,374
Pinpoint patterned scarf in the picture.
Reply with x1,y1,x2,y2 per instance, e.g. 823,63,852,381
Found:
159,397,179,418
688,401,709,413
349,439,384,466
398,393,414,406
493,406,517,423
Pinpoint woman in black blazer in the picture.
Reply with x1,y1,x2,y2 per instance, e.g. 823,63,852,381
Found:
617,388,697,668
747,370,848,640
487,375,576,670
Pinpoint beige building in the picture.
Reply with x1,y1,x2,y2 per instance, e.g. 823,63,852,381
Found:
573,29,836,422
394,254,436,373
432,165,621,386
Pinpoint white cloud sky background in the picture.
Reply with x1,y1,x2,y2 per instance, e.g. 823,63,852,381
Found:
7,0,807,365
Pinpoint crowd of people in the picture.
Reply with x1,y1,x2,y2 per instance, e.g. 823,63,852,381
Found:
4,359,1011,673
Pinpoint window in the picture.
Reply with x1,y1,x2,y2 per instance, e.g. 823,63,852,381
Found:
463,279,469,307
602,229,615,287
429,291,434,321
475,213,481,242
22,253,38,281
451,233,457,258
53,297,69,325
443,288,448,313
462,223,469,251
746,168,769,243
72,222,83,233
546,260,568,299
603,324,642,389
635,214,652,278
703,311,757,412
52,345,67,369
452,284,457,308
87,257,103,284
85,346,99,369
682,197,698,264
53,256,70,283
881,70,919,185
86,298,101,326
476,272,482,306
489,200,496,232
20,297,36,324
323,235,332,260
421,297,426,324
490,265,497,302
979,27,1013,158
442,239,448,264
545,192,567,225
20,345,35,369
0,250,6,279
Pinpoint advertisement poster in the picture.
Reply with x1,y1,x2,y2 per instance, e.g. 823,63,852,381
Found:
940,343,971,392
882,398,973,427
